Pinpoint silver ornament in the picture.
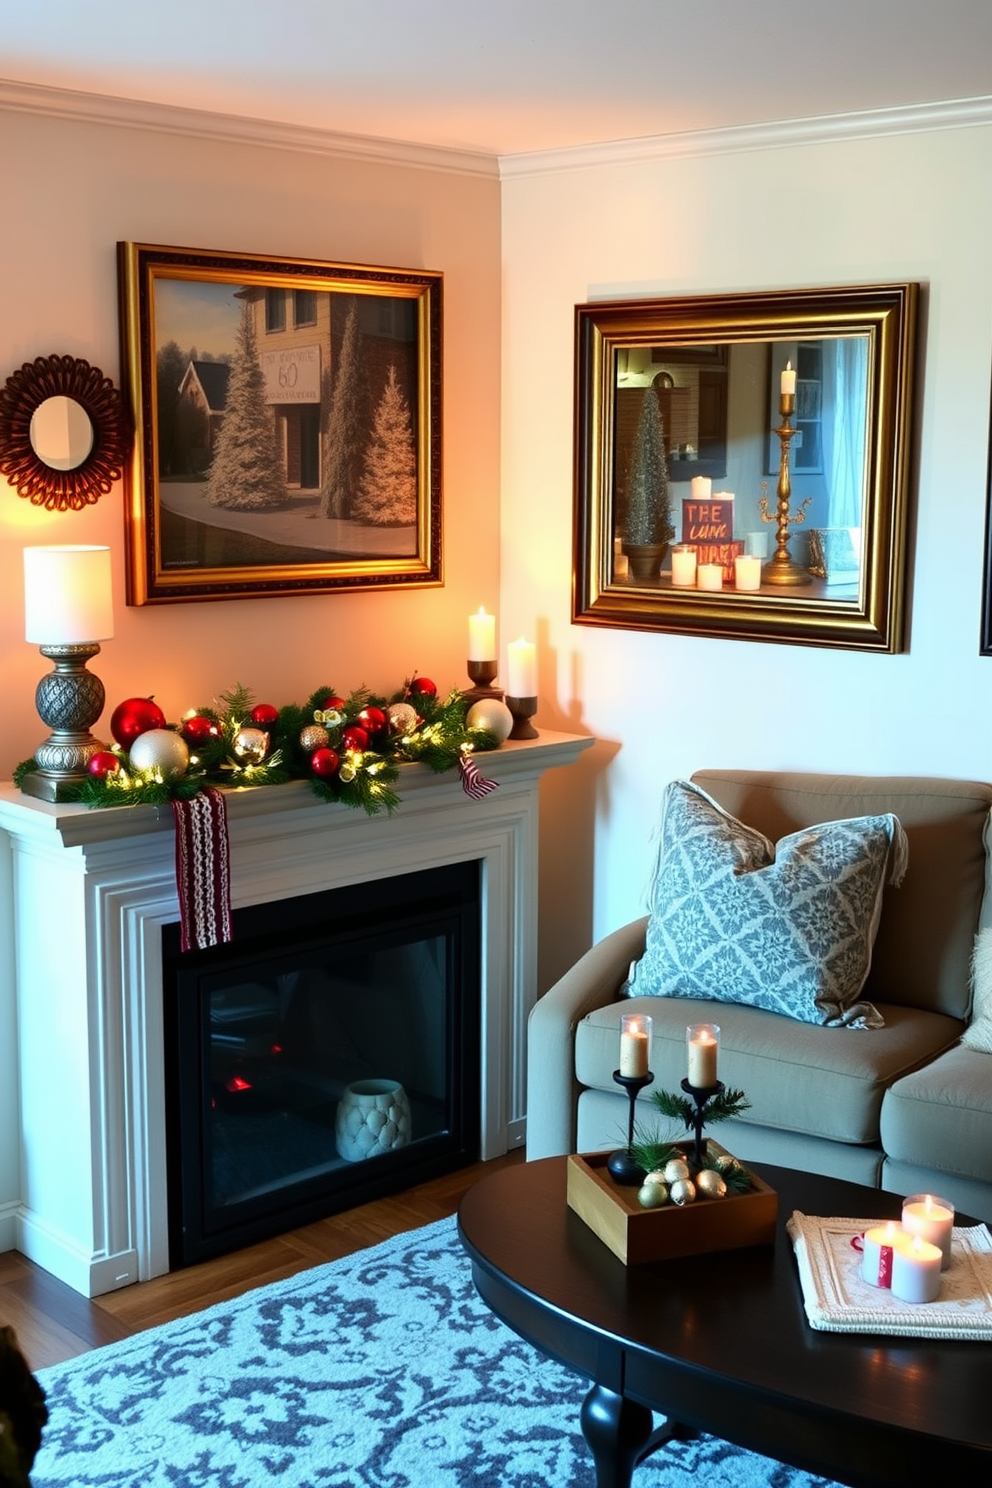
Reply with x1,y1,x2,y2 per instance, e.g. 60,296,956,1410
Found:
663,1158,691,1184
696,1169,728,1199
670,1178,697,1206
233,726,269,764
387,702,418,733
466,697,514,743
300,723,330,752
129,728,190,780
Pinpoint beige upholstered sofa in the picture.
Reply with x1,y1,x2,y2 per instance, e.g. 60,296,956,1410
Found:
527,770,992,1222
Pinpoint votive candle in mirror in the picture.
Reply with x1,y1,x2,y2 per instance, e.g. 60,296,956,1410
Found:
620,1012,652,1078
697,563,723,592
734,554,762,592
671,545,697,587
902,1194,954,1269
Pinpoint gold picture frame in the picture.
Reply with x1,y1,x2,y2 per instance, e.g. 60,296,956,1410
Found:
118,242,442,605
573,283,919,651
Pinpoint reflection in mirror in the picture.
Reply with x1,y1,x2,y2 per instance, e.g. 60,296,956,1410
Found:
613,335,870,599
29,395,95,471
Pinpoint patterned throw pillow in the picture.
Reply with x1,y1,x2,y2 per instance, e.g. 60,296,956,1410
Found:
625,779,908,1028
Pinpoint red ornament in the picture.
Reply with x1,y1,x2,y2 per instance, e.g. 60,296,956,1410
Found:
408,676,437,700
181,714,219,744
110,696,167,748
316,693,346,714
250,703,279,728
310,747,340,778
87,751,121,778
358,705,387,737
341,724,369,752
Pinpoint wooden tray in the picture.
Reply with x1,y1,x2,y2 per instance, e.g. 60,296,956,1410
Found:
566,1145,778,1265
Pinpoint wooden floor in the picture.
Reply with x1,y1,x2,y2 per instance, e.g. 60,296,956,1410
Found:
1,1150,524,1373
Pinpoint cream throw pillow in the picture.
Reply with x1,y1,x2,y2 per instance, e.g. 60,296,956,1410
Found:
965,928,992,1052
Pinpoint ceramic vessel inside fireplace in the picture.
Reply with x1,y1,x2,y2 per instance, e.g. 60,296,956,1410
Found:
335,1078,412,1162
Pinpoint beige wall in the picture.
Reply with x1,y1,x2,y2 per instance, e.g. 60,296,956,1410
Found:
0,105,502,772
500,123,992,991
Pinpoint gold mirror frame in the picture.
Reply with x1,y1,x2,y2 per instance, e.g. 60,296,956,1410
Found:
0,354,132,512
573,283,919,652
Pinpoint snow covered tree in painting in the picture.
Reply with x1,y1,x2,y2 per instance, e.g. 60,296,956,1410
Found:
319,297,370,520
353,364,417,526
205,302,285,511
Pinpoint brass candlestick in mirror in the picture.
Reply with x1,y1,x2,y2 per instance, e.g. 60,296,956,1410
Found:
759,383,813,586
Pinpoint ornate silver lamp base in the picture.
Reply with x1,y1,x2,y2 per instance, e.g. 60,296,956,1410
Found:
21,642,108,800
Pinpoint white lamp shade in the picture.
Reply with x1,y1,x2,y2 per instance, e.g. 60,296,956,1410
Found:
24,545,114,645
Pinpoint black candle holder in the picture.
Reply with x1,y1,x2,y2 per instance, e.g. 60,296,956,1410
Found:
506,694,538,739
607,1069,655,1184
680,1077,725,1168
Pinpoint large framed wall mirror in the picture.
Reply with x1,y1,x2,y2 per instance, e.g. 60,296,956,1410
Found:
573,283,919,651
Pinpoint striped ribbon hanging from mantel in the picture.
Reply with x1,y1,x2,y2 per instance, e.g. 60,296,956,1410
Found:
171,786,234,952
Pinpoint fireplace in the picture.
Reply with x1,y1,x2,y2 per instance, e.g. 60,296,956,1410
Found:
163,861,480,1266
0,730,591,1296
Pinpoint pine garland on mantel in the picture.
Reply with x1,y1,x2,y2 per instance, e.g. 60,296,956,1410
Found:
13,678,502,818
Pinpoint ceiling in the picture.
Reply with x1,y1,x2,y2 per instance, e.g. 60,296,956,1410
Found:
2,0,990,158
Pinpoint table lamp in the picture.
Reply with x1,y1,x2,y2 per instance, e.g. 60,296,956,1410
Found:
22,544,114,800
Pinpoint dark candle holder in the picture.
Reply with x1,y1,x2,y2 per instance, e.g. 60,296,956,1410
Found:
463,659,504,703
680,1077,725,1168
506,694,538,739
607,1069,655,1184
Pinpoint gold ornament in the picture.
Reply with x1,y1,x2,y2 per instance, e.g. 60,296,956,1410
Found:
387,701,418,733
129,728,189,780
300,724,330,752
696,1169,728,1199
233,726,269,764
637,1179,670,1209
338,759,357,783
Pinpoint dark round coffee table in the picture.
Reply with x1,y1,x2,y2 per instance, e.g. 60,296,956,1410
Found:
457,1156,992,1488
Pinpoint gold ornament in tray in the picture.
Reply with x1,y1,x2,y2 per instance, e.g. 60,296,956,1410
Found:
566,1140,778,1265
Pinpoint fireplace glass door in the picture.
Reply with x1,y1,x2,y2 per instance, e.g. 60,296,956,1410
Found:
163,861,480,1266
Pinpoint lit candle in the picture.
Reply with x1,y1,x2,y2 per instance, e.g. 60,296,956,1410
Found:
690,475,712,503
781,360,796,397
670,545,697,587
697,563,723,591
860,1221,902,1288
891,1234,943,1304
620,1013,652,1078
687,1023,719,1088
468,607,496,661
734,554,762,592
506,637,537,698
902,1194,955,1269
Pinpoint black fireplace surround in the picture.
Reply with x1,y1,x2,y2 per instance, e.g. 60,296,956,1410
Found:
162,860,481,1267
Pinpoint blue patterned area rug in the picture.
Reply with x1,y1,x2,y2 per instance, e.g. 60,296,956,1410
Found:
35,1216,841,1488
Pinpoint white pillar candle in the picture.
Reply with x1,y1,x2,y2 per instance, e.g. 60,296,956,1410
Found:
734,554,762,592
891,1234,943,1304
467,607,496,661
620,1013,652,1078
697,563,723,591
670,545,697,587
506,637,537,697
690,475,712,503
687,1024,719,1088
902,1194,955,1269
860,1221,902,1288
781,361,796,396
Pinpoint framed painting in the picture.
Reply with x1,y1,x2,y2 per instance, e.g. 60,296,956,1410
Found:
572,283,919,652
118,242,442,604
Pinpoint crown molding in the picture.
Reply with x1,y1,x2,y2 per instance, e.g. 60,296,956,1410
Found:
0,76,500,179
499,95,992,178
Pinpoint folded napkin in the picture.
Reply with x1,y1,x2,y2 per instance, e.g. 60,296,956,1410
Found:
788,1210,992,1339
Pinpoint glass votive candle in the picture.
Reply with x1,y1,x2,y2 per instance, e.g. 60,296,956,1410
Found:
697,562,723,592
902,1193,954,1269
619,1012,652,1078
891,1234,943,1303
686,1023,720,1088
734,554,762,592
670,544,698,587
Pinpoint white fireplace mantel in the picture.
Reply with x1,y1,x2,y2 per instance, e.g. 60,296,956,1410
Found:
0,730,591,1297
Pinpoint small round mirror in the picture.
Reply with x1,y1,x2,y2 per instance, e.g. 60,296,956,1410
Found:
29,395,95,471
